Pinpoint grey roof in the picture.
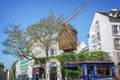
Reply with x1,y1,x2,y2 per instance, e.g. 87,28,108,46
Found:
97,10,120,19
97,12,109,17
0,62,4,67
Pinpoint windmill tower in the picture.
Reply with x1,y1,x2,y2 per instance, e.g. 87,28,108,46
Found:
58,2,87,53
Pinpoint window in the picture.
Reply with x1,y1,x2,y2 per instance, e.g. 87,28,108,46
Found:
50,49,56,56
119,65,120,74
94,20,100,32
117,11,120,18
98,43,102,50
93,32,101,43
112,25,120,35
95,32,101,42
97,32,101,41
114,38,120,49
91,35,94,43
97,66,111,76
93,45,97,51
117,52,120,60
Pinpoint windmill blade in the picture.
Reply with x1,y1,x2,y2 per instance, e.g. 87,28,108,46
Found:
58,2,87,51
65,2,87,25
64,2,87,44
57,2,87,28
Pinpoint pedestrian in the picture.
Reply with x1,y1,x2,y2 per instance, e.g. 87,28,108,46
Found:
65,73,68,80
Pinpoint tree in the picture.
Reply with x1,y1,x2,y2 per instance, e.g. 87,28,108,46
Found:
26,13,64,58
10,60,18,80
2,24,36,60
2,12,64,62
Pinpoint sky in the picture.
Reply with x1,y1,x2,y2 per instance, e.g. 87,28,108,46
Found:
0,0,120,69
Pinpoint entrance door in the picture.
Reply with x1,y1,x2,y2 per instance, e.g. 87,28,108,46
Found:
87,66,94,80
50,67,57,80
32,67,44,80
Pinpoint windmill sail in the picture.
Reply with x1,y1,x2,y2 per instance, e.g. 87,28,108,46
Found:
58,2,87,52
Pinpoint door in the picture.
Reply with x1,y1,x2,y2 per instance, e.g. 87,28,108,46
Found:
50,67,57,80
87,66,94,80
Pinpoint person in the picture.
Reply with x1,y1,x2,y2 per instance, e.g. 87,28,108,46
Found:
55,74,57,80
27,78,29,80
65,73,68,80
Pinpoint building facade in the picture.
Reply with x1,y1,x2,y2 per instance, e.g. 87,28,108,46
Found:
0,62,10,80
17,58,29,80
77,41,89,53
15,39,64,80
88,8,120,77
0,62,4,80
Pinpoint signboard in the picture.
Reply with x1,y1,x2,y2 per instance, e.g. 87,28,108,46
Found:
35,68,40,72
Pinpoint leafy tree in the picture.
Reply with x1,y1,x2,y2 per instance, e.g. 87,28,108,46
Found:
2,24,36,60
2,13,64,65
10,60,18,80
26,13,64,58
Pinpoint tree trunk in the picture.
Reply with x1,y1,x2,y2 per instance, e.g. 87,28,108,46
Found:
45,46,49,58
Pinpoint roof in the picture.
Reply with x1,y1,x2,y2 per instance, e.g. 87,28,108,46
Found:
0,62,4,67
97,10,120,19
97,12,109,17
64,61,114,67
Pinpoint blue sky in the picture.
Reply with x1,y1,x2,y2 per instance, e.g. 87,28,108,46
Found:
0,0,120,69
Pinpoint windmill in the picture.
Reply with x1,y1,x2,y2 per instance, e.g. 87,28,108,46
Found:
58,2,87,53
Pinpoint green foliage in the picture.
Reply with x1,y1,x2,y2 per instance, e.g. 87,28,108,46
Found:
10,69,15,80
46,53,78,79
78,52,89,60
64,69,78,79
10,61,17,80
60,53,76,62
38,57,46,64
78,51,110,61
38,51,110,79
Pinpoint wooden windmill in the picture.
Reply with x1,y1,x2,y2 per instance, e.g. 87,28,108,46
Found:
58,2,87,52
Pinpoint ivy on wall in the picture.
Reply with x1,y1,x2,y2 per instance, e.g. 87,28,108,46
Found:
37,51,110,79
78,51,110,61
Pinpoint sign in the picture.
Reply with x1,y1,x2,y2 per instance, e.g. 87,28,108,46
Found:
35,68,40,72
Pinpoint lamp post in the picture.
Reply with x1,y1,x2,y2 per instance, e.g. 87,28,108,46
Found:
77,54,80,80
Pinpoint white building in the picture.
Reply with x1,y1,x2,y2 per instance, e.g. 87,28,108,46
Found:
29,42,64,80
88,8,120,65
15,42,64,80
77,41,88,53
15,60,20,79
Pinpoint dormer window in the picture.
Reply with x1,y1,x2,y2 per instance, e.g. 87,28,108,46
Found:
117,11,120,18
109,8,117,17
111,8,117,12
